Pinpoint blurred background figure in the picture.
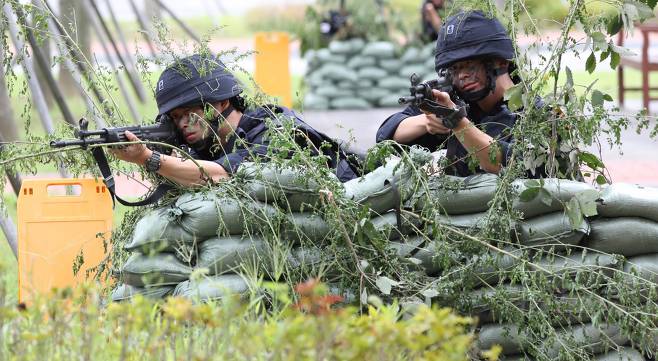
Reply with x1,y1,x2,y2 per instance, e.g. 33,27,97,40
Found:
421,0,445,42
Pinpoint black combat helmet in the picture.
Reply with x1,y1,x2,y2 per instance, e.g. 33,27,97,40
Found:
434,10,515,102
155,54,243,115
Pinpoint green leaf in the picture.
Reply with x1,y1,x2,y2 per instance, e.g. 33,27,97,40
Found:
524,179,541,188
565,66,574,88
596,175,608,185
575,189,600,217
600,48,610,62
606,14,623,36
566,198,584,229
586,52,597,73
610,51,620,69
610,43,636,57
375,276,398,295
504,84,523,111
519,187,540,202
591,32,607,50
579,152,605,170
591,90,605,107
539,188,553,207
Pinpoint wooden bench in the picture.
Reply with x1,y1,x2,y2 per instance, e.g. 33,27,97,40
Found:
617,22,658,112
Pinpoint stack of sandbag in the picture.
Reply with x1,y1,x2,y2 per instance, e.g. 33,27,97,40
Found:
111,190,280,302
400,173,657,359
304,40,436,110
111,156,427,302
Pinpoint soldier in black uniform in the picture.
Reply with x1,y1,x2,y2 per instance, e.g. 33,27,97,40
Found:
112,54,359,185
377,10,546,178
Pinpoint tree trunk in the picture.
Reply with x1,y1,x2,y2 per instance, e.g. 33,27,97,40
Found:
31,0,53,106
144,0,162,23
0,48,18,142
58,0,91,96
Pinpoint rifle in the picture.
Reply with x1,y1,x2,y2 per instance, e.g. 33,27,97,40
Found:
51,116,180,207
51,116,179,154
398,71,468,129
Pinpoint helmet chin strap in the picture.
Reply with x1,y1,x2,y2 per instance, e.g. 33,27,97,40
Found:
457,61,506,103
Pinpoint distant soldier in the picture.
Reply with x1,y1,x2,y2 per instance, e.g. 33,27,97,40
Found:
111,54,359,185
421,0,446,42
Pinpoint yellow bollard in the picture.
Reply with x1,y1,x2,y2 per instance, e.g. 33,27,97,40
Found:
254,32,292,108
17,178,113,303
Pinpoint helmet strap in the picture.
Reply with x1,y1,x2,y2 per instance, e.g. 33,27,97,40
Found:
456,60,504,103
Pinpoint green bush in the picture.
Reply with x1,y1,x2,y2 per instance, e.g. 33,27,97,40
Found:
0,279,484,361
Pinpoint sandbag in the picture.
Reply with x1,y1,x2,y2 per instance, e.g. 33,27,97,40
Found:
586,217,658,257
121,252,192,287
420,43,434,58
388,236,438,274
196,236,270,275
371,211,420,241
336,80,356,89
173,274,249,302
597,183,658,222
172,192,279,239
317,63,358,82
314,48,346,64
399,64,427,78
347,55,376,69
357,67,389,81
303,93,329,110
378,77,411,90
424,57,436,71
412,173,499,215
361,41,395,58
126,207,194,252
593,348,645,361
378,58,403,72
110,284,175,302
328,40,355,54
465,284,527,324
378,94,403,108
347,38,365,52
343,158,403,214
283,212,332,244
512,179,594,219
624,253,658,284
478,324,524,355
357,88,390,103
330,97,371,110
239,162,337,212
399,47,421,63
468,250,619,287
543,323,629,358
516,212,589,249
315,85,351,98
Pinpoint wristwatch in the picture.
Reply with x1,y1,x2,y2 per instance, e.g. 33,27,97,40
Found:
145,151,162,172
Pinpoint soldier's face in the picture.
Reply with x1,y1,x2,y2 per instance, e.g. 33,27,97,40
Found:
449,59,487,93
170,106,211,145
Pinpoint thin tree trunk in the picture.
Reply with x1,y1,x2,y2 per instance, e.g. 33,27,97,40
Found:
128,0,157,57
30,0,53,107
153,0,201,44
0,48,19,142
88,0,147,103
0,215,18,260
80,0,141,122
13,3,76,127
58,0,91,96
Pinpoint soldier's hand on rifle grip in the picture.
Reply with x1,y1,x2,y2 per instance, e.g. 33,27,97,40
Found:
431,89,465,129
109,131,151,165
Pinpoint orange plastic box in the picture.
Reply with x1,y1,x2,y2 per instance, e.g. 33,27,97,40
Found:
17,178,113,303
254,32,292,108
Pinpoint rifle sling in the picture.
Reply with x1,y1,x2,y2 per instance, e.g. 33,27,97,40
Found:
91,147,171,207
